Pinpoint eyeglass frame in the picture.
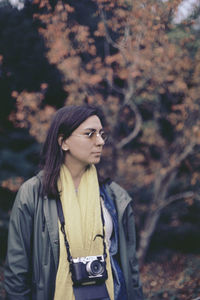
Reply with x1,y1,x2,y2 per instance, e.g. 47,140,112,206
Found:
71,129,108,142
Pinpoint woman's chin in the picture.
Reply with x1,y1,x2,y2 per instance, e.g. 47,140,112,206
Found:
91,157,101,164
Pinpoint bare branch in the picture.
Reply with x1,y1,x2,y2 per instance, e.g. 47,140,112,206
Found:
157,191,194,212
104,67,126,95
154,142,196,198
137,190,195,266
137,212,160,265
98,4,143,146
99,6,129,68
115,77,142,149
167,142,196,173
101,10,127,95
138,143,196,265
116,101,142,149
138,141,196,265
99,7,126,51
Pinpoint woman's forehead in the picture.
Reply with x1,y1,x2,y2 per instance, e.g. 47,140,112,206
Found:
77,115,103,130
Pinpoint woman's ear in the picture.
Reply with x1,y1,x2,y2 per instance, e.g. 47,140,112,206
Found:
58,135,69,151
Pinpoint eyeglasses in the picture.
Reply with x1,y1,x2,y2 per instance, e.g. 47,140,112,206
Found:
71,130,108,142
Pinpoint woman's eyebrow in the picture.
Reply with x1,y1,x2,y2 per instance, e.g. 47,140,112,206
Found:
83,127,103,131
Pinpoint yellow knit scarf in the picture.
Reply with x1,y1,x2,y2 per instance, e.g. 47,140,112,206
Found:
54,164,114,300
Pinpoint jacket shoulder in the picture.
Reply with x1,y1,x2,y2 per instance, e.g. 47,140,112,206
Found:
13,172,43,213
108,181,132,203
105,181,133,218
19,172,42,194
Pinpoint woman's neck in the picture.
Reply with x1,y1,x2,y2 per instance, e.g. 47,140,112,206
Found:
64,160,87,189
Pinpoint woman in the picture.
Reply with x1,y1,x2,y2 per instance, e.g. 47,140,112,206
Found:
4,105,143,300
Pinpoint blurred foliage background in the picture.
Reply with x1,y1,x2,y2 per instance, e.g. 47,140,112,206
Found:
0,0,200,298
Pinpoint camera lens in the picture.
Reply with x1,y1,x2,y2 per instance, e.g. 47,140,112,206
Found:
86,260,104,276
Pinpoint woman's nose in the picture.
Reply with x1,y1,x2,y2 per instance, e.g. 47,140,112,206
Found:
95,133,105,146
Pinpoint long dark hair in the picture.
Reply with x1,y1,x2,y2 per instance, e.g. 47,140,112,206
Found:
40,104,105,198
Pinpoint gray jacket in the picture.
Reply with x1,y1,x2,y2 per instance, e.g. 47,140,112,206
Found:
4,173,143,300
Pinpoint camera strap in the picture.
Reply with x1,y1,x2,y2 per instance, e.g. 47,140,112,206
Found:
56,196,72,262
56,196,107,262
56,197,110,300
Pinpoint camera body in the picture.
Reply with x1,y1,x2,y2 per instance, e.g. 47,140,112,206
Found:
70,255,108,285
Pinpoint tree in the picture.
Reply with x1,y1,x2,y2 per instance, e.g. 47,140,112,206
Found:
2,0,200,264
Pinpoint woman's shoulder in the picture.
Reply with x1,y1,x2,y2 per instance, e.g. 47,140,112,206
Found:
105,180,132,207
104,181,133,219
19,171,43,193
106,180,131,199
15,171,43,207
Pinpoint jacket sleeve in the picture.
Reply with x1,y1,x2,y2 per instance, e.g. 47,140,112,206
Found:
108,181,144,300
123,202,144,299
4,181,34,300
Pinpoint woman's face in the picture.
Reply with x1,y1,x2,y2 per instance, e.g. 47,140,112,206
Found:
61,115,105,168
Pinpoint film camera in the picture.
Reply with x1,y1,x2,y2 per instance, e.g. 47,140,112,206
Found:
70,255,108,285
